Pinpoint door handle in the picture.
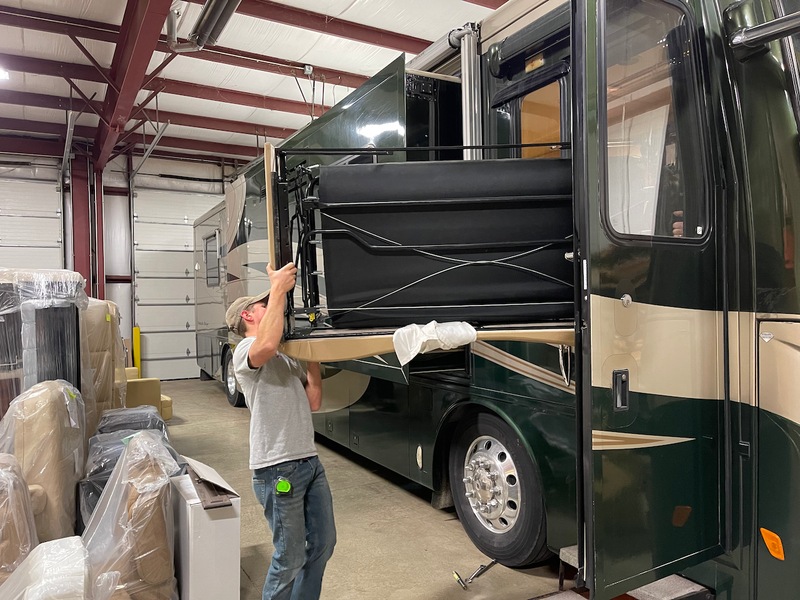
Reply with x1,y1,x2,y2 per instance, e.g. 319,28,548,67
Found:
613,369,629,411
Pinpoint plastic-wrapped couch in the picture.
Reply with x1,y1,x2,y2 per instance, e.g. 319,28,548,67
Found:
0,380,85,543
83,430,180,600
79,429,185,528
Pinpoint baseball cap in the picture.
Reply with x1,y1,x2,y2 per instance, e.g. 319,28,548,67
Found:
225,289,270,336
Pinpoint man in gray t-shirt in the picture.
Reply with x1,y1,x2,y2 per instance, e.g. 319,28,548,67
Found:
227,262,335,600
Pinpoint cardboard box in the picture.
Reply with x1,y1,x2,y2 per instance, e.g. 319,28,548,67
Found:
172,457,241,600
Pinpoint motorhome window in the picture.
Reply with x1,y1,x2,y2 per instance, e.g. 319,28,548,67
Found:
604,0,707,240
521,80,562,159
204,234,219,287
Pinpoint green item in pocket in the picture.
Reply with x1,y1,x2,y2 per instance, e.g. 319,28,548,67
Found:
276,477,292,496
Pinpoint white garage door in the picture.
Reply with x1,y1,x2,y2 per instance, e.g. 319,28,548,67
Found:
133,189,222,379
0,180,62,269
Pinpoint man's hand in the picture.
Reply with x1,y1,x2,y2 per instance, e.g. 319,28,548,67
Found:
268,262,297,295
672,211,684,238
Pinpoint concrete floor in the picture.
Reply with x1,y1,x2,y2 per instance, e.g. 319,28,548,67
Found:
163,379,562,600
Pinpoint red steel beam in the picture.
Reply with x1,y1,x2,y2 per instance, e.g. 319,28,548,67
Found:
0,6,368,89
0,89,102,114
184,0,430,54
0,90,297,139
154,135,259,157
0,117,95,138
94,0,172,170
132,147,240,163
71,156,92,284
0,53,328,115
144,77,322,115
0,135,64,157
153,43,368,89
0,119,259,158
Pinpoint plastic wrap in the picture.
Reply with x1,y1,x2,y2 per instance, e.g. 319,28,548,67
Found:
0,536,88,600
0,454,37,579
79,429,185,527
0,380,85,543
84,299,127,417
96,407,169,442
393,321,477,366
0,268,97,435
83,430,180,600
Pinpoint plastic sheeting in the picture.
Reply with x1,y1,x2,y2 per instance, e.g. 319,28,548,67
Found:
83,430,180,600
0,536,88,600
0,380,85,543
79,429,185,528
0,268,97,435
393,321,477,366
96,407,169,442
0,454,37,579
84,299,127,416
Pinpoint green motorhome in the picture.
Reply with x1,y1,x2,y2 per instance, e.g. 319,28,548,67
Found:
195,0,800,597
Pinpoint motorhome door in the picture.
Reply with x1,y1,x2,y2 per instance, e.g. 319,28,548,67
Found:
574,0,726,596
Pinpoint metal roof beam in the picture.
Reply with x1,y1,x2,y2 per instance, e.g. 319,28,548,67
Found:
0,52,327,116
0,89,297,138
183,0,431,54
0,118,259,158
0,135,69,157
93,0,172,170
0,6,368,89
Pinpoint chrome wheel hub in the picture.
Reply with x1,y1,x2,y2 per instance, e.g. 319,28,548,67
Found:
462,435,521,534
226,357,237,396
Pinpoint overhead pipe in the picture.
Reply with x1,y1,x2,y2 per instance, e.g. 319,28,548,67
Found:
167,0,242,53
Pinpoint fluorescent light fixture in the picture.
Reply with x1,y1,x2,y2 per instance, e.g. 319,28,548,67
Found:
0,68,9,80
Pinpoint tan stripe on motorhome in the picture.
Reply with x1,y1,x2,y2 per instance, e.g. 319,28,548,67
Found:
591,430,694,450
590,295,724,401
472,340,573,393
279,327,574,363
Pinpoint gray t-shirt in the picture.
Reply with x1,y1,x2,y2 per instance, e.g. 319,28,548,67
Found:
233,336,317,470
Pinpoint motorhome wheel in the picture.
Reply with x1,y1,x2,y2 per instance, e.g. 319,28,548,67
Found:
449,412,550,567
223,350,246,408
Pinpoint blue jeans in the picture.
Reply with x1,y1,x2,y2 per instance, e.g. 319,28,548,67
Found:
252,456,336,600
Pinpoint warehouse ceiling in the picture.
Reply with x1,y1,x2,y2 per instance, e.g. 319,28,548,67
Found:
0,0,502,167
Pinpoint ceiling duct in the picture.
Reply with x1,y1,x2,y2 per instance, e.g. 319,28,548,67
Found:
167,0,242,53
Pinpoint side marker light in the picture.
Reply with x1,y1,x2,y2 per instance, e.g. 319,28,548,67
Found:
761,527,785,560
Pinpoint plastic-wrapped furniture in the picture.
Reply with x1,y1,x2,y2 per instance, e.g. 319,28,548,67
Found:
96,407,169,441
0,268,97,432
0,536,88,600
0,380,85,543
79,429,185,527
84,299,127,418
0,454,37,587
83,430,180,600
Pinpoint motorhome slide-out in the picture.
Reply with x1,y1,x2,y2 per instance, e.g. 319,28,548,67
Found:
193,0,800,597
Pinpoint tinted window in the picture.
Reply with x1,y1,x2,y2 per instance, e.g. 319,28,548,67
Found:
605,0,707,239
521,80,562,159
205,234,219,287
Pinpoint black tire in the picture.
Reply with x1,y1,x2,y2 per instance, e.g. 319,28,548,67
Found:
222,350,246,408
449,412,550,567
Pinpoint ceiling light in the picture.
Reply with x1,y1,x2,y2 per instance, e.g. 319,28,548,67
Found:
0,68,9,80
